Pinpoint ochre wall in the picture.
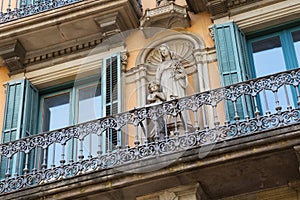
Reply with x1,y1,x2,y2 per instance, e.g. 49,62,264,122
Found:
0,0,222,145
125,1,219,112
123,1,222,145
0,65,10,136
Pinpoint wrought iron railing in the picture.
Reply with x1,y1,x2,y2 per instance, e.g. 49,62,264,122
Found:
1,68,300,194
0,0,143,23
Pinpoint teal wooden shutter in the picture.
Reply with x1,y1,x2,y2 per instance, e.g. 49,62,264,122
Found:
22,80,39,137
1,79,38,178
214,22,252,121
102,54,121,150
2,80,26,143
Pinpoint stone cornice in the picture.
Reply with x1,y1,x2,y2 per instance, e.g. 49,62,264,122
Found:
0,0,142,74
0,0,141,40
186,0,286,19
24,37,103,68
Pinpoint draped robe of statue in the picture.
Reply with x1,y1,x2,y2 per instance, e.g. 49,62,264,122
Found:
155,45,188,101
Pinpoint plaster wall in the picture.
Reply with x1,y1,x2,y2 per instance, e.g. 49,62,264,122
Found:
0,65,9,136
0,0,223,142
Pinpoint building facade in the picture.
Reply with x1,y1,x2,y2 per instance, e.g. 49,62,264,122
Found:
0,0,299,199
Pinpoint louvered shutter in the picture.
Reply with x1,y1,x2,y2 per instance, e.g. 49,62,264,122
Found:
214,22,252,121
0,79,38,178
102,54,121,151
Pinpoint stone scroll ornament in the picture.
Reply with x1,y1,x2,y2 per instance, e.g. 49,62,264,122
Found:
156,0,174,7
154,43,188,101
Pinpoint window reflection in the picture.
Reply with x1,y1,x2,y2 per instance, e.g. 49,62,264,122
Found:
77,85,102,157
43,93,70,132
292,30,300,67
252,36,286,77
78,85,101,123
251,36,293,114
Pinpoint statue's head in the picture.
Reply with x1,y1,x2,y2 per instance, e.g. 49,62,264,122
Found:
158,44,171,60
148,81,160,93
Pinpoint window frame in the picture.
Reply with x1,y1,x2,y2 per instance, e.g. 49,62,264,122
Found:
247,25,300,113
247,25,300,78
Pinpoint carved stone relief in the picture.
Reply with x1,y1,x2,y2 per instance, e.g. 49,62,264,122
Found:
131,32,209,108
146,40,195,71
157,0,174,7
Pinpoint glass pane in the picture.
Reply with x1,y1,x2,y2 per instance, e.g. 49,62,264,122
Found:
251,36,293,114
42,93,70,167
78,85,101,123
77,85,101,158
292,30,300,67
251,36,286,77
43,93,70,132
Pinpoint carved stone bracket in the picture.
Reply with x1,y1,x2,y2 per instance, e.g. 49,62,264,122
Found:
0,40,26,74
95,12,127,39
136,183,209,200
140,2,191,29
208,25,214,40
121,51,129,71
294,145,300,173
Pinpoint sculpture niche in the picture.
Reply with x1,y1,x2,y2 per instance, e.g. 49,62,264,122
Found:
147,44,188,141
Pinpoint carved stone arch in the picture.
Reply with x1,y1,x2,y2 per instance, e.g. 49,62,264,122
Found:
132,32,209,108
136,31,206,73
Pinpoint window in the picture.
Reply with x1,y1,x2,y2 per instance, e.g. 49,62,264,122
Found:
0,54,121,177
248,27,300,76
40,82,103,166
214,22,300,121
39,55,121,166
248,26,300,113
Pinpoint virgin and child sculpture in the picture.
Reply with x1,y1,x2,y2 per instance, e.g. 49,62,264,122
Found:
154,43,188,102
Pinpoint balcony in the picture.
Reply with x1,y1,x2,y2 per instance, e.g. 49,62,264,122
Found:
0,0,143,23
0,0,143,77
0,68,300,198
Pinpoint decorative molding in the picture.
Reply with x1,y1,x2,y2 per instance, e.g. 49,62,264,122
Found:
208,25,214,40
24,38,103,67
121,51,129,71
231,0,300,33
25,45,126,89
186,0,283,17
140,2,190,29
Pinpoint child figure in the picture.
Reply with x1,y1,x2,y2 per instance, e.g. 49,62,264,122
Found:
147,81,166,104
